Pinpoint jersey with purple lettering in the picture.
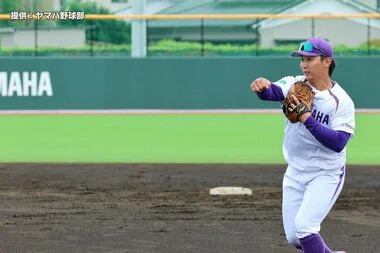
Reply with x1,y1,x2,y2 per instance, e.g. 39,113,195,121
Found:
274,75,355,171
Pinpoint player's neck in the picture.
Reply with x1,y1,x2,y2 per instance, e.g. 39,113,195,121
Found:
308,76,332,91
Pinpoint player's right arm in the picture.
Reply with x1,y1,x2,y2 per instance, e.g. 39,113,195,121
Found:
250,77,286,101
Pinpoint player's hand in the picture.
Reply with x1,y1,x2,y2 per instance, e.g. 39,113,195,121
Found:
250,78,271,93
288,94,311,123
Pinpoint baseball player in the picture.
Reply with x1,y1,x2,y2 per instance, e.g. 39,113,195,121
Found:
250,37,355,253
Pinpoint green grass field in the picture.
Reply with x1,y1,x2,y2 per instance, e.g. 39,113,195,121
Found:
0,114,378,165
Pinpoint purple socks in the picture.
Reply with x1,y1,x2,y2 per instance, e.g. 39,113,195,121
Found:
299,234,333,253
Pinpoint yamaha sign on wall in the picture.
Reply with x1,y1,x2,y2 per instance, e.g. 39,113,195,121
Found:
0,71,53,97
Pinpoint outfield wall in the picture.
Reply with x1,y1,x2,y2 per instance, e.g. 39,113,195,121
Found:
0,57,378,110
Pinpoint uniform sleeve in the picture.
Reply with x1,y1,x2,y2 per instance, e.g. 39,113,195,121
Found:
331,99,355,136
256,84,285,101
304,116,351,152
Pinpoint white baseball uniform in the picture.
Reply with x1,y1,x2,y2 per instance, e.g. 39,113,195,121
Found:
273,75,355,245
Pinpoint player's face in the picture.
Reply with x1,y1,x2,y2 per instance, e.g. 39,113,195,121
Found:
300,56,330,81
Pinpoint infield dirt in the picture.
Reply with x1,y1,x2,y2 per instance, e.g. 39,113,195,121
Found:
0,164,379,253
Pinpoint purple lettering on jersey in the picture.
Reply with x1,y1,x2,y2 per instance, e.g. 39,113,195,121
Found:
311,109,329,125
311,109,316,118
322,114,330,125
315,111,324,122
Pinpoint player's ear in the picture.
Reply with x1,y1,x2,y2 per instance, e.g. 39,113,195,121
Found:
321,56,332,67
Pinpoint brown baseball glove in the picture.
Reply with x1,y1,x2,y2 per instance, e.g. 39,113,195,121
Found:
282,81,315,123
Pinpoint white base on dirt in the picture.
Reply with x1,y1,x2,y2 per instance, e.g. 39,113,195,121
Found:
209,187,252,196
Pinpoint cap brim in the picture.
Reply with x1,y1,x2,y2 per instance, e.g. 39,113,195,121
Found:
290,51,321,57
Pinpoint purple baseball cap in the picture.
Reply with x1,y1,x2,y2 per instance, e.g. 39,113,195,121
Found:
291,37,334,58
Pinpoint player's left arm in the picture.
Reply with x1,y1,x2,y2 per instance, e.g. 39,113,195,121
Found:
302,117,351,153
293,96,355,153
